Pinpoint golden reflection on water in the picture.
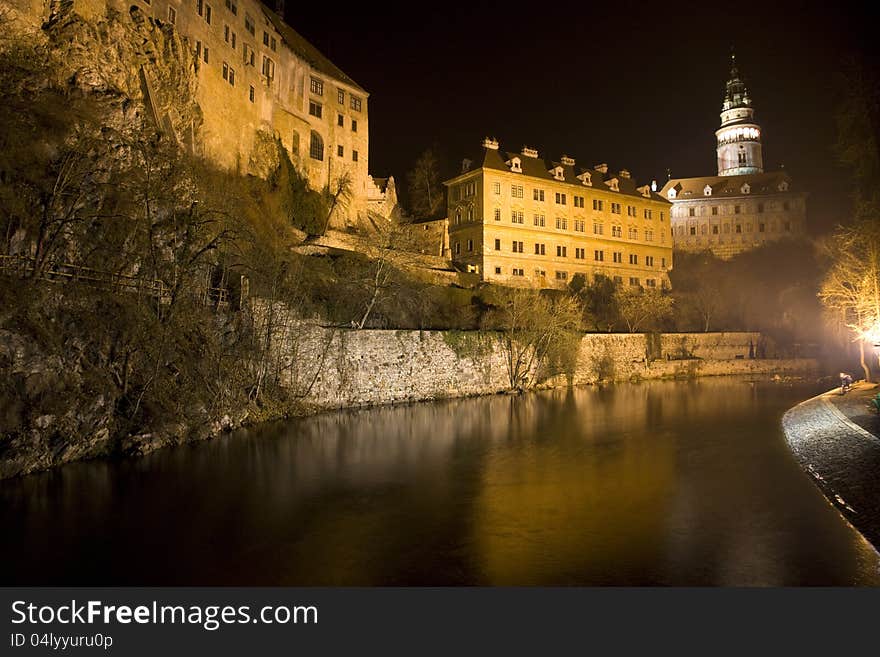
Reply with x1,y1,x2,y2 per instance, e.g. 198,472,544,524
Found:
472,390,677,585
2,378,880,585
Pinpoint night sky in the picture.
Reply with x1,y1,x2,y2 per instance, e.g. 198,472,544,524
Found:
282,0,876,233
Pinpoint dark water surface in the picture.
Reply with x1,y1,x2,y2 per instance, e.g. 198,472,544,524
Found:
3,378,879,585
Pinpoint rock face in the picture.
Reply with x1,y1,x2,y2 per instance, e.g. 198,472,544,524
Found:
0,328,117,479
3,0,202,146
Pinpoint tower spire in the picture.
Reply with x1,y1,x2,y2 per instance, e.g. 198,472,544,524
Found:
715,51,763,176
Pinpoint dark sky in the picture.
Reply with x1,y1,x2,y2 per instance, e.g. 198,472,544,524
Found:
282,0,876,233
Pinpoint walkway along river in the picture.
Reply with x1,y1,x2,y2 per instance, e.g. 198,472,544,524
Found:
2,377,879,585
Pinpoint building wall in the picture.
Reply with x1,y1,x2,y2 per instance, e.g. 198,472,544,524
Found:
446,167,673,289
669,192,807,259
57,0,371,226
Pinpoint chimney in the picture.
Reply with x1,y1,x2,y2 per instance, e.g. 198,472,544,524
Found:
521,146,539,158
594,163,608,173
274,0,285,15
482,137,499,150
560,155,575,166
461,158,472,173
651,179,657,192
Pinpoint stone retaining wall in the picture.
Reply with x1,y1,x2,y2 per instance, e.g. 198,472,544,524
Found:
270,324,817,409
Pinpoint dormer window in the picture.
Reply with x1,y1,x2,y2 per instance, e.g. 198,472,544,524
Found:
508,157,522,173
552,166,564,181
704,184,713,196
778,180,789,192
667,183,681,200
577,171,592,186
606,177,619,192
637,185,651,198
741,183,751,194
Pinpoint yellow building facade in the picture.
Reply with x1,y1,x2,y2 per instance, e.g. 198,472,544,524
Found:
444,140,673,289
15,0,373,227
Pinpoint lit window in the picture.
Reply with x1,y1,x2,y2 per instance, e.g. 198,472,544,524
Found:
310,77,324,95
492,182,501,195
350,95,362,112
338,89,345,104
511,185,524,198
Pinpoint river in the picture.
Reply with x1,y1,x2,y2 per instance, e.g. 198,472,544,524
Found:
2,377,879,585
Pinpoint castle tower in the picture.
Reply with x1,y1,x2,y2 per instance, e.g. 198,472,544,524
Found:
715,53,763,176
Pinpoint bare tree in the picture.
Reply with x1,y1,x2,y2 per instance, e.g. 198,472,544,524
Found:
819,219,880,380
320,171,353,235
483,287,581,390
406,149,443,218
615,286,674,333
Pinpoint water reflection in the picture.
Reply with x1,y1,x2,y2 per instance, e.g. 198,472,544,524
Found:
2,378,879,585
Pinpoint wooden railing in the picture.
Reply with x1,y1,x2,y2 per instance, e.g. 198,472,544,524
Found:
0,255,231,308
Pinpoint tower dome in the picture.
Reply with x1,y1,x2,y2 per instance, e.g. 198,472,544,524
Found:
715,52,763,176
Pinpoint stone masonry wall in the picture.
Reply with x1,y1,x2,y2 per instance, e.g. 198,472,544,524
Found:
270,324,816,410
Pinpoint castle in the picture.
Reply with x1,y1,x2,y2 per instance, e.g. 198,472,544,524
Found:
444,140,673,290
7,0,390,227
661,54,807,258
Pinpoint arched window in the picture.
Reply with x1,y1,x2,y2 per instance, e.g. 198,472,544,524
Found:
309,131,323,161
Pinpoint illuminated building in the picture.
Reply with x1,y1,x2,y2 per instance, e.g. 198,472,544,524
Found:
661,54,807,259
444,140,673,289
18,0,380,227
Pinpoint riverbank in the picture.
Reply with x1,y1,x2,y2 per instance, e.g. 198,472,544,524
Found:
782,381,880,552
1,325,819,480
